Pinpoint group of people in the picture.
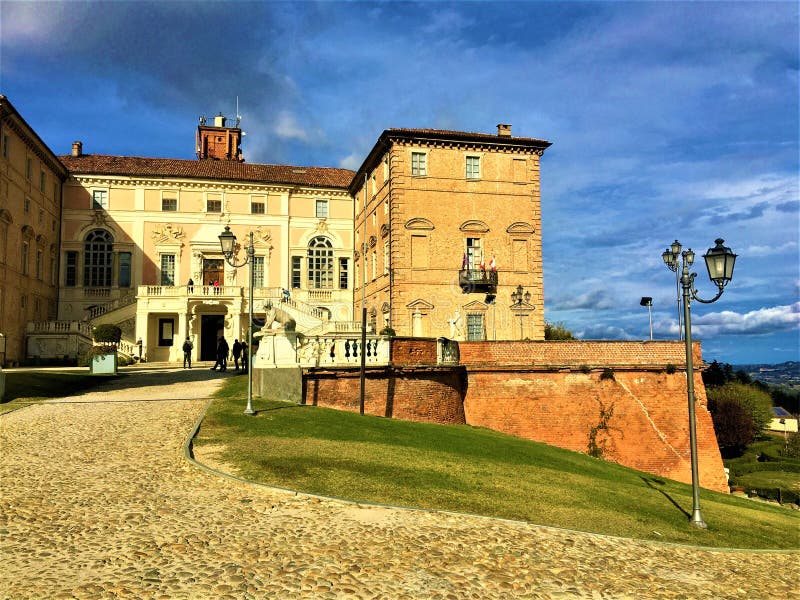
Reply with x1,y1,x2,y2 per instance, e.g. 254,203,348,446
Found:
210,337,248,373
181,336,249,372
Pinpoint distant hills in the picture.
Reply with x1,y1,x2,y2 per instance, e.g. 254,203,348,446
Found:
732,361,800,388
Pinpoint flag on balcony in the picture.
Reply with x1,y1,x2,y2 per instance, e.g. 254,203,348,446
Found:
489,255,497,272
479,255,485,270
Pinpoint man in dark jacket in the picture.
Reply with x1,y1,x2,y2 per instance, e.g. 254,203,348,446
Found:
232,339,242,371
212,337,229,372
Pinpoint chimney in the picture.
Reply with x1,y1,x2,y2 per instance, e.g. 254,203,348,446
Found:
497,124,512,137
214,113,226,128
71,141,83,157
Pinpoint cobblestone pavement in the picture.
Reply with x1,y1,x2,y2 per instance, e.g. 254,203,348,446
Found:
1,368,796,599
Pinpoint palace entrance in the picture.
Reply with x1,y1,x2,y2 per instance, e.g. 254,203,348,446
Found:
200,315,224,361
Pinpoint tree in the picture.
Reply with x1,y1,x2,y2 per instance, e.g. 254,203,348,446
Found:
706,382,773,436
544,321,575,340
707,395,756,456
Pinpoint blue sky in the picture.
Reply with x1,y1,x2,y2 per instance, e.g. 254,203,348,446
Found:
1,1,797,364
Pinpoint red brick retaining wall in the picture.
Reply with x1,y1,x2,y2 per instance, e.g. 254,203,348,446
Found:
302,340,728,493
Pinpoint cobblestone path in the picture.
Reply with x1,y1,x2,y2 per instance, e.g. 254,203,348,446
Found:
0,368,795,599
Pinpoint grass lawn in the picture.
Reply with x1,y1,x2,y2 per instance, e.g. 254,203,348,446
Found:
0,370,118,414
193,377,800,550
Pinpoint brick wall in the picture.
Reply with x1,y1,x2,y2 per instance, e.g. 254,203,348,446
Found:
303,367,466,425
301,340,729,493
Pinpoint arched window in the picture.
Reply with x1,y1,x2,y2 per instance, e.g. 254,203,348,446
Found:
84,229,114,287
307,236,333,289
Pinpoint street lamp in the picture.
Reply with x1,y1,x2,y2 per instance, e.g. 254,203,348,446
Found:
219,225,256,416
640,297,653,341
662,238,737,529
511,284,532,340
663,240,684,340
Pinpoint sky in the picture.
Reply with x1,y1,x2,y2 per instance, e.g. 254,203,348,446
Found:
1,0,798,365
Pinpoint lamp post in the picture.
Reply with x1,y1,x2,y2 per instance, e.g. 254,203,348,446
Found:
662,238,737,529
640,297,653,341
219,225,256,416
511,284,532,340
664,240,684,340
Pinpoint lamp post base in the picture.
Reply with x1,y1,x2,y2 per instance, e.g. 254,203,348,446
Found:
690,510,707,529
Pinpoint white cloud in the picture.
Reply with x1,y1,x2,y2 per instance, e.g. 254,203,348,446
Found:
274,111,310,141
691,303,800,337
339,153,362,170
744,241,798,257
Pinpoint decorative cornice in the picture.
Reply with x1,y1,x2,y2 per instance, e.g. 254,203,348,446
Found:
460,220,490,233
506,222,535,235
405,217,435,231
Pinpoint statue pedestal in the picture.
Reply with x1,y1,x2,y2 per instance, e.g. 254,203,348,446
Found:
253,329,301,403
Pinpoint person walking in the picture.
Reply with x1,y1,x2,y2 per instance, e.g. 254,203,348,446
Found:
232,339,242,371
211,336,229,372
182,336,193,369
240,340,249,373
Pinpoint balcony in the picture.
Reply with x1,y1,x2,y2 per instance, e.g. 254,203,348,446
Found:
458,269,498,292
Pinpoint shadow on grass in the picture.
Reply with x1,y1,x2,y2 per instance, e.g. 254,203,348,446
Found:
641,476,690,519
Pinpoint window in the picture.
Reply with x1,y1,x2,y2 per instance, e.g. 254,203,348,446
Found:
411,152,427,176
24,197,30,212
40,171,46,192
53,181,59,201
307,236,333,289
315,199,328,219
158,318,174,346
38,208,44,224
339,257,349,289
162,197,177,211
92,189,108,209
118,252,131,288
251,200,265,214
84,230,113,287
252,256,264,287
26,158,32,180
49,257,56,285
20,295,27,309
36,249,43,280
160,254,176,286
371,250,377,280
384,240,390,275
513,158,527,182
51,218,56,232
466,237,482,270
206,198,221,213
291,256,302,289
411,235,429,269
2,134,8,158
466,156,481,179
65,251,78,286
21,241,29,275
467,314,485,341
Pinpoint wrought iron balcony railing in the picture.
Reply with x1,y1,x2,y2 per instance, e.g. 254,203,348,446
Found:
458,269,498,291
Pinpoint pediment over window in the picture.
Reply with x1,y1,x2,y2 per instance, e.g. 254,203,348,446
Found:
406,298,434,310
381,302,391,313
460,220,490,233
380,223,389,238
462,300,488,311
151,224,185,245
506,222,535,235
0,208,13,224
405,218,434,231
369,235,377,248
21,224,35,238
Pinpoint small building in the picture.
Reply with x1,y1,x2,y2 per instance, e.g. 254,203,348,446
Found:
769,407,799,434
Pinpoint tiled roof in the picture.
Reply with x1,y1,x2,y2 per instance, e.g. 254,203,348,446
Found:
58,154,355,189
386,128,552,147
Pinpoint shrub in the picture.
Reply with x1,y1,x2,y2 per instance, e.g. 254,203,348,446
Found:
707,383,773,435
599,368,615,381
544,321,575,340
587,400,615,458
781,432,800,459
93,324,122,343
665,364,677,375
579,365,591,374
379,326,396,338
